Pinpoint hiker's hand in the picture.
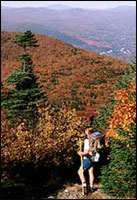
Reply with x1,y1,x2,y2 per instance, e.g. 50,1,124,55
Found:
77,150,80,156
77,151,83,157
77,151,82,156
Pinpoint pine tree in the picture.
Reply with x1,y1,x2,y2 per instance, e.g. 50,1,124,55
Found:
14,30,38,53
1,30,46,128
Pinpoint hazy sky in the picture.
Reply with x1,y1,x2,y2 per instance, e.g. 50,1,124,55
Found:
1,1,136,9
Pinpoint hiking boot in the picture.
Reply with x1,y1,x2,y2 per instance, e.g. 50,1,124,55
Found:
89,186,94,193
82,183,87,196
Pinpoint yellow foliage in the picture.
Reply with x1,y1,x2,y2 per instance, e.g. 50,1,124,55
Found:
1,106,86,168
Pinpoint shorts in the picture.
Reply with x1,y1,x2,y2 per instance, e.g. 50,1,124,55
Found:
83,157,93,170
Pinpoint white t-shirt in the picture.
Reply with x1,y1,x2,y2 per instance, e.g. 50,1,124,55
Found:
83,138,89,159
84,138,89,151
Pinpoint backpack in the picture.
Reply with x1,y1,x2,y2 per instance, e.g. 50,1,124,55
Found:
88,132,105,162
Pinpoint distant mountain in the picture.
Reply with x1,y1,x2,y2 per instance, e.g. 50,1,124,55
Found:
111,5,136,10
1,6,136,62
47,4,72,10
1,6,13,10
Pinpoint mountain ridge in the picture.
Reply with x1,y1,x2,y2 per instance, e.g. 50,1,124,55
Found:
46,4,72,10
2,6,136,62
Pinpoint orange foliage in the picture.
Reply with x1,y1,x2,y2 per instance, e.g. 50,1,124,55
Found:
105,70,136,146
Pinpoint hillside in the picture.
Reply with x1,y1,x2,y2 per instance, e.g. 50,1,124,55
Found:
1,6,136,62
1,30,136,200
1,31,128,120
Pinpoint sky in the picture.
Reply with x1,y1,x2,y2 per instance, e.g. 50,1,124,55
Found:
1,1,136,9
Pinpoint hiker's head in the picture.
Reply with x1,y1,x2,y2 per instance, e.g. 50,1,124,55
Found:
85,127,93,137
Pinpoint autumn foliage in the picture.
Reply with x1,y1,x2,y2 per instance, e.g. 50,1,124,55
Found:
1,106,86,179
1,31,128,120
99,62,136,198
105,64,136,144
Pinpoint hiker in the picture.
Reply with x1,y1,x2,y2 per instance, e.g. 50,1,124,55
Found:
77,127,94,194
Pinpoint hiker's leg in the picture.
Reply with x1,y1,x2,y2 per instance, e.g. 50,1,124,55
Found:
78,166,86,184
78,166,87,195
89,167,94,187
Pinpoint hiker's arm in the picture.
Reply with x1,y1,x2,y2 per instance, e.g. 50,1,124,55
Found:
78,150,89,156
81,150,89,156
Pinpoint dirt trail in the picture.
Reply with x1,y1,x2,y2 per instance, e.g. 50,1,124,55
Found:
47,183,113,199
